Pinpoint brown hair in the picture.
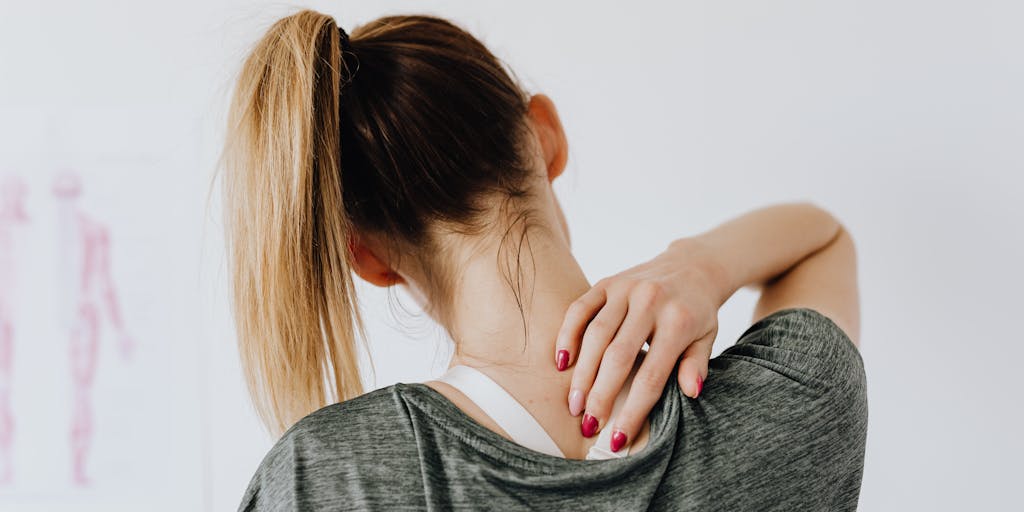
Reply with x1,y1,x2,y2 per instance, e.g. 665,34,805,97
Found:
219,9,536,435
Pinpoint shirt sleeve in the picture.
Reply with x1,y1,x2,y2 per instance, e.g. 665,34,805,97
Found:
700,307,869,510
236,394,417,512
237,434,302,512
721,307,866,396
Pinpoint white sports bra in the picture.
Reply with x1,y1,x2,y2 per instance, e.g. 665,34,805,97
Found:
432,359,642,460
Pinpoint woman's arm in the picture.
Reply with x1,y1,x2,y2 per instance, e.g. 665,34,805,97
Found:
670,201,860,343
556,202,860,452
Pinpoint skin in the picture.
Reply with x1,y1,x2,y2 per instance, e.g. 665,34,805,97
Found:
350,94,860,459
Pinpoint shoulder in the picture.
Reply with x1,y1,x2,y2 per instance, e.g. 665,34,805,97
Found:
238,385,414,511
722,307,865,394
711,308,868,439
686,308,868,508
293,384,407,439
273,384,409,454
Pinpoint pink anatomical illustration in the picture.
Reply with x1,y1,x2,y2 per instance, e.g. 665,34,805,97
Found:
53,172,134,486
0,176,29,485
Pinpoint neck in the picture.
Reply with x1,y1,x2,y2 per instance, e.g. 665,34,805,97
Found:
447,227,589,371
429,224,604,458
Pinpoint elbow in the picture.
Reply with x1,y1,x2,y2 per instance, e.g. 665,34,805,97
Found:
788,201,851,250
765,201,858,262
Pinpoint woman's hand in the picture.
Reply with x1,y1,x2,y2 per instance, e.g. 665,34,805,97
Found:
554,238,729,451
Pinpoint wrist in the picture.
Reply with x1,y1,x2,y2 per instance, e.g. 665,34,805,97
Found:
666,236,735,307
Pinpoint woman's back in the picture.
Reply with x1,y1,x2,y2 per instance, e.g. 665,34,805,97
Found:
224,9,866,510
239,308,867,511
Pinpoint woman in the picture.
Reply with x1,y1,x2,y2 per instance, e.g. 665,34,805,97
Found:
222,10,867,511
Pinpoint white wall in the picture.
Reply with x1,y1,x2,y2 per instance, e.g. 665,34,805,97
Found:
1,1,1021,510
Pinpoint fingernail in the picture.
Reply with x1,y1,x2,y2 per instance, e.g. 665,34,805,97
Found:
581,413,598,438
610,429,627,452
695,375,703,398
556,349,569,371
568,389,585,416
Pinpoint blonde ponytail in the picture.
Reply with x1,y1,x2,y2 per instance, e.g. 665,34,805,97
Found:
221,8,539,436
220,10,364,436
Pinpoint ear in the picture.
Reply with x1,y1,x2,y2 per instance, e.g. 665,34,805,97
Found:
348,235,406,288
527,93,568,182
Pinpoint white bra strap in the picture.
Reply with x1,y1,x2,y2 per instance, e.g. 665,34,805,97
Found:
435,365,566,458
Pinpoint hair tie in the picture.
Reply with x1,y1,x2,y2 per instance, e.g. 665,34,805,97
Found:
337,26,359,89
338,26,353,54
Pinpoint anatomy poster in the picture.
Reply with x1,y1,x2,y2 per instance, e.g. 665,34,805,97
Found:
0,108,207,511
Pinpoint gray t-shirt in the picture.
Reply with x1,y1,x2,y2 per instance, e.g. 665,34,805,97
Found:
239,308,868,511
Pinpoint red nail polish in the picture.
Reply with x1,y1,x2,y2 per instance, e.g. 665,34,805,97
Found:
556,349,569,371
610,430,627,452
581,413,598,438
695,375,703,398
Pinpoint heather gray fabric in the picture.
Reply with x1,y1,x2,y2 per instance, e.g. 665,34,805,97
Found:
239,308,868,511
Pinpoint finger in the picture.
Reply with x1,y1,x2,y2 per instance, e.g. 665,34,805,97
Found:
606,324,684,452
580,304,655,438
677,328,716,399
554,283,608,371
566,294,627,417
